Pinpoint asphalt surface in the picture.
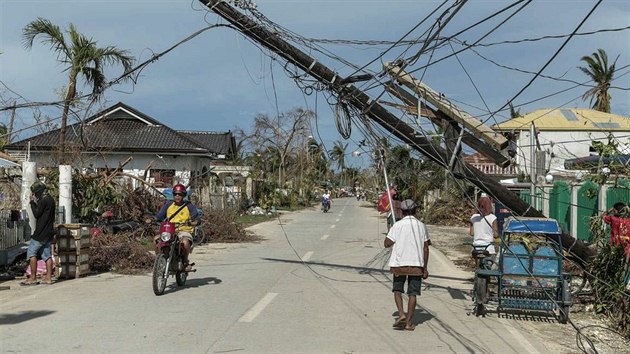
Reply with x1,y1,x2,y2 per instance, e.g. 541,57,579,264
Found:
0,198,558,353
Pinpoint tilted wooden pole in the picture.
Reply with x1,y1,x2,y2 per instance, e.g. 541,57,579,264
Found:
383,82,511,167
199,0,595,264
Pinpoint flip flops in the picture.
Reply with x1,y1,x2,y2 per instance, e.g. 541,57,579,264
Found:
20,280,40,286
392,317,406,329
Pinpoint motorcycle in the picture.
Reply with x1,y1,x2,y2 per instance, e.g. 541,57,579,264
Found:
470,243,495,315
152,221,195,295
322,199,330,213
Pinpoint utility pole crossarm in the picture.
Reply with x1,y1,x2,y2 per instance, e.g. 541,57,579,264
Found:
384,63,508,151
383,82,511,168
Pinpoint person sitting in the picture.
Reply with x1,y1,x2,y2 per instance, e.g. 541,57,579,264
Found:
146,184,200,271
322,190,332,210
469,194,498,262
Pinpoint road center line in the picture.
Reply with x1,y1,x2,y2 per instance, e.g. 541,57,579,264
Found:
238,292,278,323
320,234,330,240
302,251,314,261
335,218,340,222
330,224,336,229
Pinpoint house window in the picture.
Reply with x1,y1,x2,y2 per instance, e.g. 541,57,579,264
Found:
151,169,175,187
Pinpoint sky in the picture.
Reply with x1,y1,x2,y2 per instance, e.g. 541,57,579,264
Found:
1,0,629,167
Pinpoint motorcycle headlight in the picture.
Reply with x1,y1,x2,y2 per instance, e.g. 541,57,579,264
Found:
160,232,171,242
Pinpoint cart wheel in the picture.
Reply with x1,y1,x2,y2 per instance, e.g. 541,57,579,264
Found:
558,305,569,324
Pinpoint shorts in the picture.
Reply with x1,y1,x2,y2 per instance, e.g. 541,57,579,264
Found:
178,231,193,245
392,275,422,296
27,239,52,261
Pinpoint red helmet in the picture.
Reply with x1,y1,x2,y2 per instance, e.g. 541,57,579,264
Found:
172,184,187,195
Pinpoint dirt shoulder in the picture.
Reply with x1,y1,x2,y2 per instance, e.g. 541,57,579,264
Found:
427,223,630,354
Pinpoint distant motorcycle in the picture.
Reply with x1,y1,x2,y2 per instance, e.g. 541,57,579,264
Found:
152,221,195,295
322,199,331,213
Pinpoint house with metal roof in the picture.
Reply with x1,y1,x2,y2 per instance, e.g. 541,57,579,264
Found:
3,102,247,192
492,108,630,176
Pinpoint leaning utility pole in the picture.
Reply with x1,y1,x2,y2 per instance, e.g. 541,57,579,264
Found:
199,0,594,264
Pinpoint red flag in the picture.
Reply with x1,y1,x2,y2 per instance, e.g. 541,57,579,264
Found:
377,188,396,213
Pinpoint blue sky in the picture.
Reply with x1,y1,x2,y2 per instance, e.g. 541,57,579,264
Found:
1,0,629,166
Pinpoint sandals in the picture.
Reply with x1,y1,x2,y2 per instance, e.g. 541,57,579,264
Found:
184,262,196,272
20,280,40,286
392,317,407,328
393,317,416,331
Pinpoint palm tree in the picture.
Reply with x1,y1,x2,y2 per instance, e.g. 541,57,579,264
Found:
23,18,134,162
578,48,617,113
329,140,348,186
508,102,521,118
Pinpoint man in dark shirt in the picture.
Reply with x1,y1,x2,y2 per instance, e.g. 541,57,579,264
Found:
22,181,56,285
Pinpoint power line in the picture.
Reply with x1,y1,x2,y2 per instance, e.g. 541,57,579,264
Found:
481,0,604,126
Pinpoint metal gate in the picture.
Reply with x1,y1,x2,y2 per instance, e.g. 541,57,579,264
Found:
549,181,571,234
576,181,599,241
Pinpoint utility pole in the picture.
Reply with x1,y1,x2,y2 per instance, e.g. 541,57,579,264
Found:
199,0,594,264
8,101,16,144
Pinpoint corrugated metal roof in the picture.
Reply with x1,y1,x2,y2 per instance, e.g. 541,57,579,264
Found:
492,108,630,131
0,158,19,167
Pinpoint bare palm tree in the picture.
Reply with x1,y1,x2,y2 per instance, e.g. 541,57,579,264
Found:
23,18,134,162
578,48,617,113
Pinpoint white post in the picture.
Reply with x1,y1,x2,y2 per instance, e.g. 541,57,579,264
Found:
21,161,37,232
530,124,536,207
59,165,73,224
571,183,579,238
379,150,396,224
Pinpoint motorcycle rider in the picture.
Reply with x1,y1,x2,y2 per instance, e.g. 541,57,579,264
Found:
147,184,200,271
322,190,332,211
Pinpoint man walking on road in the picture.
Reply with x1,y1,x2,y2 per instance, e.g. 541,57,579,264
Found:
384,199,430,331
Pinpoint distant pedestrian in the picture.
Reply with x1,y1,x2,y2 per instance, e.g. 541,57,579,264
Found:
384,199,430,331
22,181,56,286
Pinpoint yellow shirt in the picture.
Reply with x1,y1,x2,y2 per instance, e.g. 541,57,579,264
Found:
167,203,194,234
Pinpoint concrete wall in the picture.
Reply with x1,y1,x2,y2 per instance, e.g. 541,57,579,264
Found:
513,130,630,173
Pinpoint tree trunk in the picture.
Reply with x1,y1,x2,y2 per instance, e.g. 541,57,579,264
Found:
59,75,77,164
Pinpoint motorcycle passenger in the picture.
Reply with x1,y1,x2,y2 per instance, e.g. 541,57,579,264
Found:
148,184,200,271
322,190,332,210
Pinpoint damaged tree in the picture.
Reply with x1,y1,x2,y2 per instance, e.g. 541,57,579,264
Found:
198,0,595,265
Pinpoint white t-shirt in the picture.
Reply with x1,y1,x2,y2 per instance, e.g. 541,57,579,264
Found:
386,216,430,268
322,193,330,201
470,213,497,254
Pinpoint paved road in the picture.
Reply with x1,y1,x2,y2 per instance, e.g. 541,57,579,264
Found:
1,198,556,353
